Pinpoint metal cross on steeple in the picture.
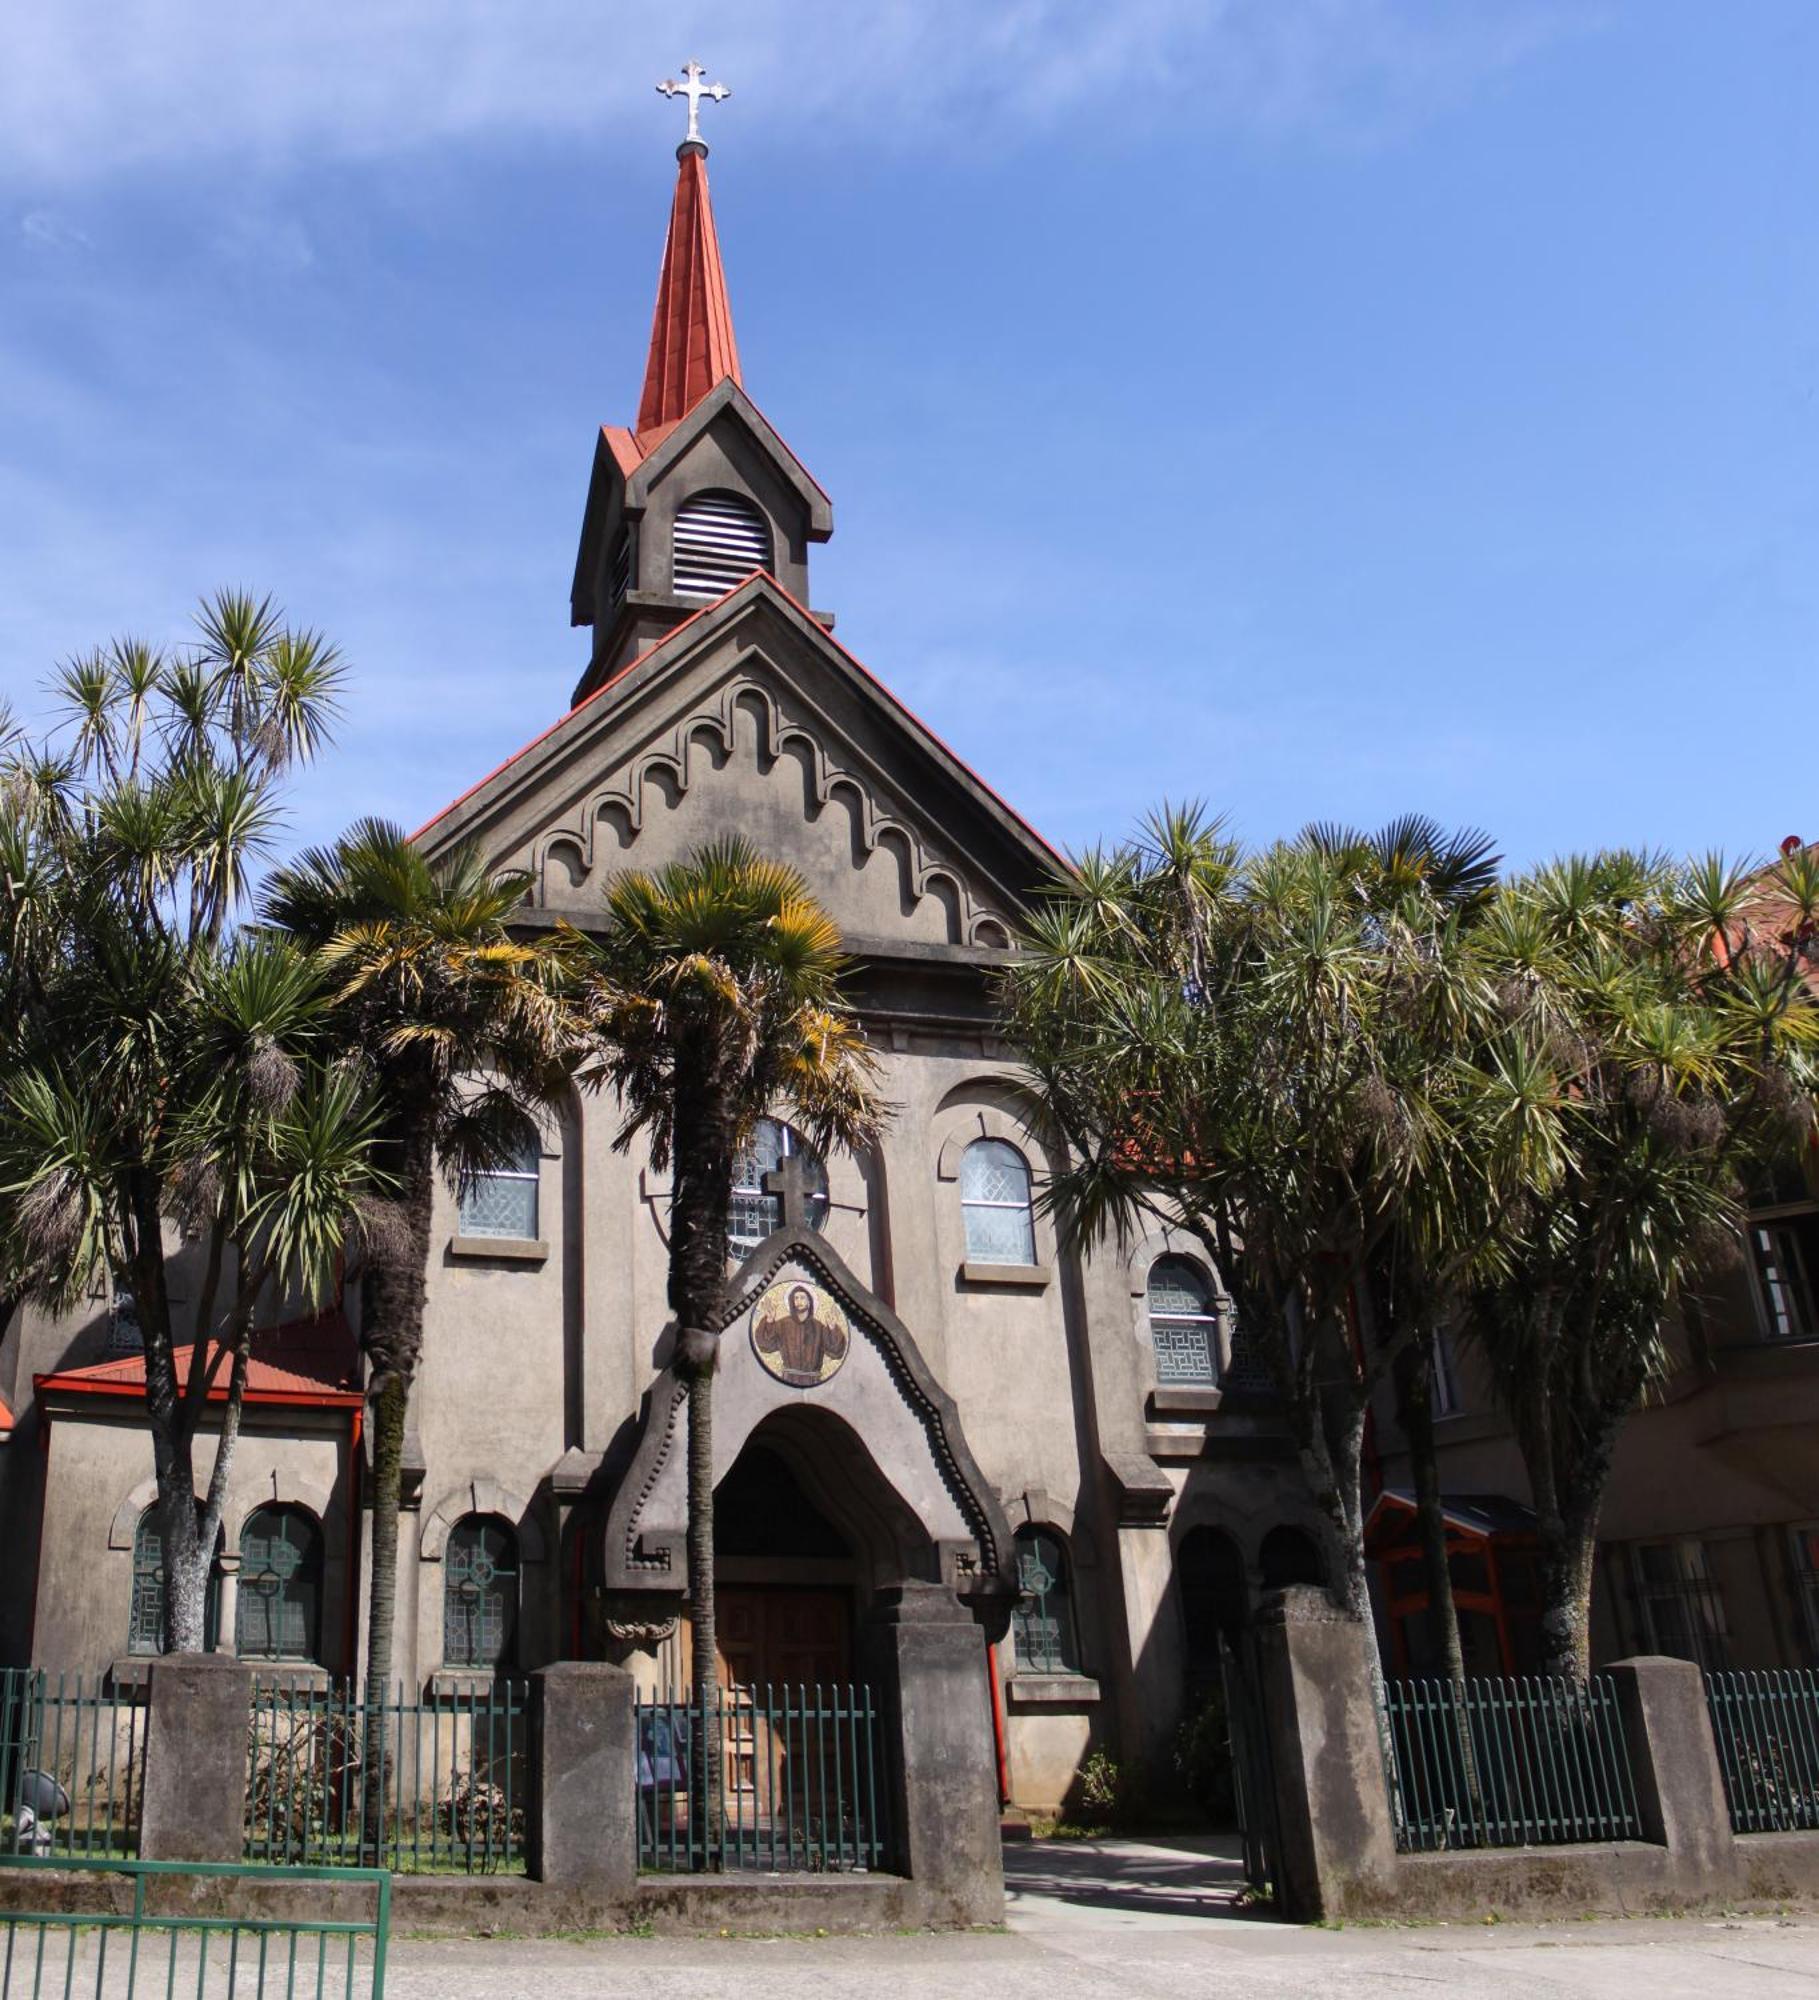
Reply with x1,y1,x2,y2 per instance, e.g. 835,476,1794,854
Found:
657,59,731,151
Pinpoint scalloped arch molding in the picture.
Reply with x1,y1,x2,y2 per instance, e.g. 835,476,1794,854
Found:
533,677,1013,950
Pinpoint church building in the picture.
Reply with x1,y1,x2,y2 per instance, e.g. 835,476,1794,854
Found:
0,110,1332,1817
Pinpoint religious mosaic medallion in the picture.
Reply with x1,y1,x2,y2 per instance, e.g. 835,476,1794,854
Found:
749,1276,851,1389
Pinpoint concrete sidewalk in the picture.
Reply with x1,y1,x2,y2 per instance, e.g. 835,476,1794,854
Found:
374,1836,1819,1999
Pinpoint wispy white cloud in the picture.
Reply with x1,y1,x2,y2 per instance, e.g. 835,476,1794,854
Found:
19,210,92,251
2,0,1588,183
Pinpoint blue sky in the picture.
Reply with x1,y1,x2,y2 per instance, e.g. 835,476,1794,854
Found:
2,2,1813,873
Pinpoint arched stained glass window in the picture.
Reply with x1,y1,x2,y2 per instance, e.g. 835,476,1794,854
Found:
1011,1526,1080,1675
458,1121,541,1241
128,1509,222,1656
236,1506,323,1662
960,1139,1036,1266
444,1516,520,1670
728,1118,827,1259
1147,1256,1221,1386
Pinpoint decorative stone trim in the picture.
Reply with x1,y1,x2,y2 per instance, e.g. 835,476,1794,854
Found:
447,1235,550,1264
1004,1672,1101,1708
1150,1385,1224,1416
1102,1451,1174,1529
419,1480,547,1564
959,1261,1051,1290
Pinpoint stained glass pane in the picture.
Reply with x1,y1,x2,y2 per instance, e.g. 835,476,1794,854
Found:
129,1511,223,1654
459,1172,539,1239
236,1506,320,1661
1152,1320,1217,1384
727,1119,827,1257
963,1200,1037,1265
1011,1528,1078,1674
445,1516,519,1669
960,1140,1029,1206
1147,1258,1212,1320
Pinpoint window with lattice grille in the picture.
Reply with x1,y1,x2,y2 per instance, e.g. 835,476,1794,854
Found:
128,1510,222,1655
236,1505,322,1662
458,1123,541,1240
1011,1527,1080,1674
727,1118,827,1259
671,491,770,599
960,1139,1036,1265
1147,1256,1220,1385
445,1516,519,1669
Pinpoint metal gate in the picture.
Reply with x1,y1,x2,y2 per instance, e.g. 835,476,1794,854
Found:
0,1856,389,1998
1218,1634,1280,1901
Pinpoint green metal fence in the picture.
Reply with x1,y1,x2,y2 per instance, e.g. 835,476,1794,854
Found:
0,1672,146,1861
0,1855,387,1998
245,1679,527,1874
1705,1669,1819,1833
1383,1674,1643,1852
636,1684,889,1874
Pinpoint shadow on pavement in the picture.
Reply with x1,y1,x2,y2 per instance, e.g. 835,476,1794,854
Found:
1003,1831,1272,1924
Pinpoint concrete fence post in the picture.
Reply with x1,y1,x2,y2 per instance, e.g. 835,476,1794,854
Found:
1253,1586,1400,1922
866,1583,1003,1926
529,1660,637,1898
1605,1655,1738,1893
139,1652,254,1863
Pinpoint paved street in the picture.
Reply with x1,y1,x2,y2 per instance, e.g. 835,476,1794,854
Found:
377,1837,1819,2000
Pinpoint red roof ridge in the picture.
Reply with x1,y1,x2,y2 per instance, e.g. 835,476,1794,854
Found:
636,148,741,434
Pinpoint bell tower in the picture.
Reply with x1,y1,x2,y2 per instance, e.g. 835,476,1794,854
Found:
568,63,835,705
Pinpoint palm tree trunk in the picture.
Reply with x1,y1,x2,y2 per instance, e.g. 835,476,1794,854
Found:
357,1120,436,1864
668,1069,736,1870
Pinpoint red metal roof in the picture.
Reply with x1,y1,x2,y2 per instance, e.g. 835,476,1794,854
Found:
36,1313,362,1410
0,1389,12,1436
636,148,741,435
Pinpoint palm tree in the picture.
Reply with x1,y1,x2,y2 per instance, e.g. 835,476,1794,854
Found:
1462,847,1819,1677
1003,806,1504,1661
0,594,382,1649
261,822,574,1840
1304,814,1503,1686
572,836,885,1861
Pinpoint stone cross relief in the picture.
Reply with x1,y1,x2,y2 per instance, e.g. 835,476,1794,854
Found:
656,59,731,147
762,1149,819,1232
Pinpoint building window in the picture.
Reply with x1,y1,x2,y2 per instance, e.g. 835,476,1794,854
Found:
458,1122,541,1241
444,1516,520,1671
1750,1215,1818,1342
236,1506,322,1663
1146,1256,1220,1385
1790,1525,1819,1666
1632,1539,1730,1669
1012,1527,1080,1675
728,1118,827,1259
960,1139,1037,1266
672,491,771,600
128,1509,222,1656
107,1280,144,1355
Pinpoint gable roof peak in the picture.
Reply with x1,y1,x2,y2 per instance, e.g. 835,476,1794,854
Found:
636,146,742,435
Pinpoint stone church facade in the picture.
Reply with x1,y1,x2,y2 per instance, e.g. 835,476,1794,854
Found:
4,129,1814,1823
0,133,1328,1816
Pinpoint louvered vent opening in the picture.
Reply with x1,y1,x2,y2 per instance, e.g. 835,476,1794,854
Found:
672,492,771,600
608,530,632,605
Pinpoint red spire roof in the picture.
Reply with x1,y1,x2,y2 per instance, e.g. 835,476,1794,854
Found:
636,147,742,434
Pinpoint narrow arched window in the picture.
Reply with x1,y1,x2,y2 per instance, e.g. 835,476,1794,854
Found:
444,1516,520,1670
236,1506,323,1662
128,1508,222,1655
1012,1526,1080,1675
728,1118,828,1259
960,1139,1036,1265
1147,1256,1220,1386
458,1121,541,1241
672,491,771,599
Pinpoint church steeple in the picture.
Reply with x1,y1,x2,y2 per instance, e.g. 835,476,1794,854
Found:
569,63,833,702
636,72,741,435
